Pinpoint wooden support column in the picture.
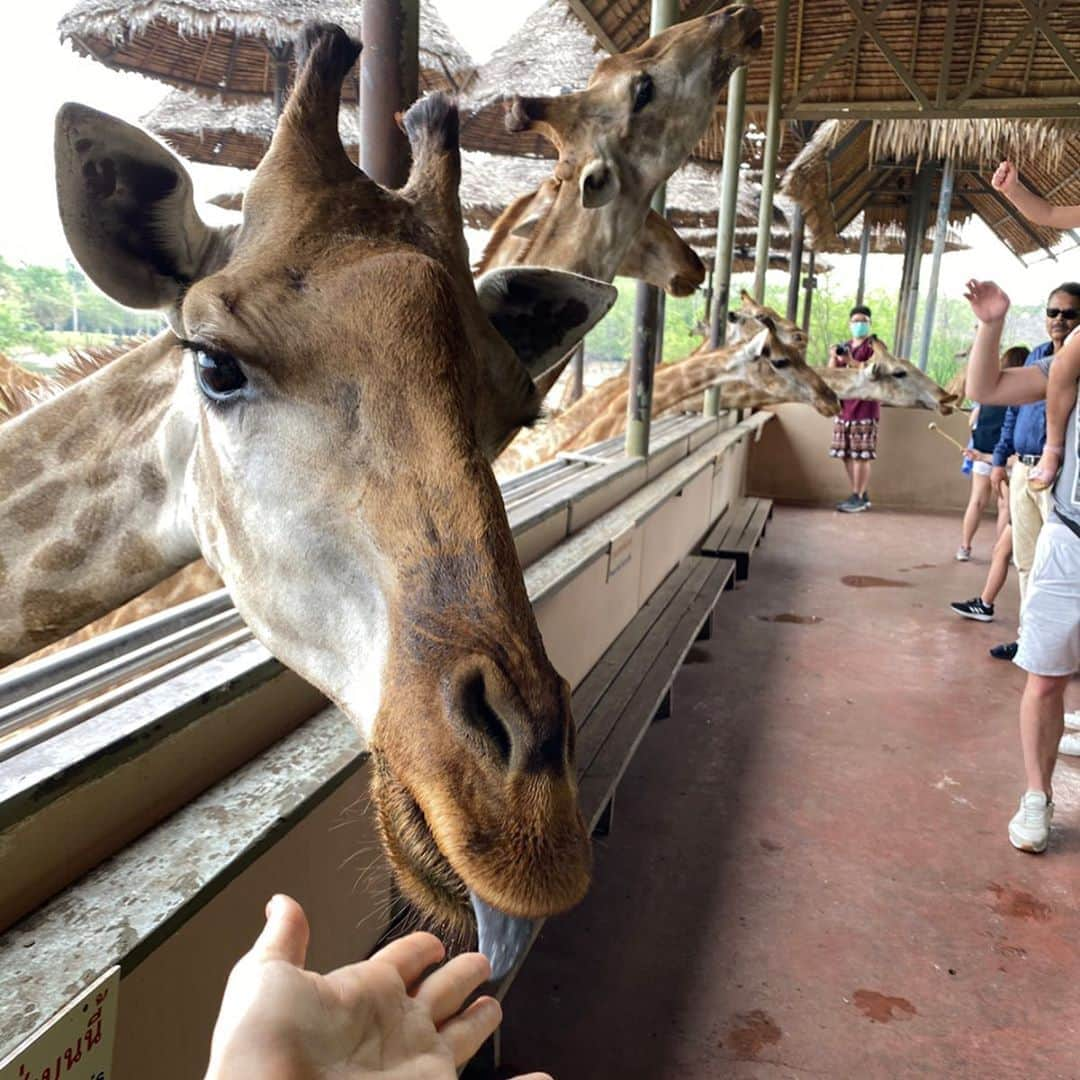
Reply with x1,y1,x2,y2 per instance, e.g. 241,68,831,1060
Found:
900,166,933,357
786,203,805,322
626,0,679,457
709,62,748,348
753,0,791,300
801,250,816,334
916,157,956,371
360,0,420,189
855,214,871,306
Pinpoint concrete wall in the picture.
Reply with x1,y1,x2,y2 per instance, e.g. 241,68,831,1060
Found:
747,404,981,513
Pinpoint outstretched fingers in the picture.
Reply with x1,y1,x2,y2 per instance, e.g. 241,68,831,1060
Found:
438,995,503,1065
369,932,446,989
414,952,492,1024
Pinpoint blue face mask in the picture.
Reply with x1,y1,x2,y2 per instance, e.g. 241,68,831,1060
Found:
850,321,871,340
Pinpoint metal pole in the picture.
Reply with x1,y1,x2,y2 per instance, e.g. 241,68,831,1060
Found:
360,0,420,189
786,203,804,322
704,386,721,417
709,65,748,348
753,0,790,301
855,214,871,307
568,344,585,402
626,0,679,457
902,166,933,358
916,158,956,371
801,249,816,335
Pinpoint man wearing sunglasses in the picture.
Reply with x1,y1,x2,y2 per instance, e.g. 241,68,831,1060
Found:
985,284,1080,662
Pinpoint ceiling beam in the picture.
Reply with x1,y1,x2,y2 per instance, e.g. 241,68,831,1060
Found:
777,96,1080,119
564,0,619,54
968,170,1058,258
1014,0,1080,82
955,191,1030,266
937,0,959,107
787,0,898,111
841,0,931,110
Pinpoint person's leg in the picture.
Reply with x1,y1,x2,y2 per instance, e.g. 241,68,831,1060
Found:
853,460,871,497
843,458,856,489
1020,673,1069,797
1010,463,1040,609
1029,357,1079,489
995,481,1011,538
981,524,1013,606
961,471,991,550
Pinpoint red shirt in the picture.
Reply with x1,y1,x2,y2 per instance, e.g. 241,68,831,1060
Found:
834,337,880,422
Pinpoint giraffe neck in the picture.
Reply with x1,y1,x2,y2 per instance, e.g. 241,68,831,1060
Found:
0,333,201,664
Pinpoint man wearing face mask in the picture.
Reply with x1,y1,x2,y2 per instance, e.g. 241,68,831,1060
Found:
828,305,879,512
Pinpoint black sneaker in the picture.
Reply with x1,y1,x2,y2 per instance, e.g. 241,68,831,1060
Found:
860,492,872,510
836,493,867,513
990,641,1019,661
951,597,994,622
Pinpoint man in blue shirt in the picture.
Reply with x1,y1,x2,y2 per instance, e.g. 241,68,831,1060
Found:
986,285,1080,660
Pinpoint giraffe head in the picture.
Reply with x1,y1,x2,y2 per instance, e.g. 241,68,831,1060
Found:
827,340,958,413
728,289,809,353
480,6,763,281
54,25,619,970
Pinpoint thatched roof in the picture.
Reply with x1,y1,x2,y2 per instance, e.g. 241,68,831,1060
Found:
59,0,474,102
573,0,1080,121
144,89,360,169
782,118,1080,262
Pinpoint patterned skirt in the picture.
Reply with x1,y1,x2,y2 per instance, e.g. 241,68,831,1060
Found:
829,418,878,460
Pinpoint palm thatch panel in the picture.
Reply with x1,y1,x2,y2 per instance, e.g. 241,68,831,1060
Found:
574,0,1080,117
59,0,474,102
782,118,1078,261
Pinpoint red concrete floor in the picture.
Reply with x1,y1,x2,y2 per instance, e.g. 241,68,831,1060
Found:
500,507,1080,1080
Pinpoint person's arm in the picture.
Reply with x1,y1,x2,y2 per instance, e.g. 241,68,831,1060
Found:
963,281,1048,406
969,404,980,431
991,405,1017,468
992,162,1080,229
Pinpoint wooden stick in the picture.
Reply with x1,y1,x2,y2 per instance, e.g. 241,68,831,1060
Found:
928,421,967,452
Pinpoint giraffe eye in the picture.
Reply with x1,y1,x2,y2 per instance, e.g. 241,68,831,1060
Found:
771,357,791,369
633,74,654,113
191,347,248,403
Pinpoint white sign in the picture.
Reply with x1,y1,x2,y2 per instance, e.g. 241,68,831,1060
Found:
0,967,119,1080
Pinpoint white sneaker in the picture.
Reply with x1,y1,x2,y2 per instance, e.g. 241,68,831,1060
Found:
955,546,972,561
1065,711,1080,732
1059,732,1080,757
1008,791,1053,853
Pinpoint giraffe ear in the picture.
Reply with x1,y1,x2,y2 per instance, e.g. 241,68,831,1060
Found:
55,104,234,317
476,267,616,385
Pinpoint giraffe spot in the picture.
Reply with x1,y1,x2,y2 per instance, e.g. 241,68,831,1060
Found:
86,461,120,490
32,540,88,574
138,462,167,505
21,588,97,648
852,990,917,1023
55,423,95,461
723,1010,781,1059
3,455,45,494
74,500,113,546
8,480,65,533
116,533,162,576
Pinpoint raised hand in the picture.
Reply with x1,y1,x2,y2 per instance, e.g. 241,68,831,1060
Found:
964,280,1011,325
991,160,1018,194
204,895,553,1080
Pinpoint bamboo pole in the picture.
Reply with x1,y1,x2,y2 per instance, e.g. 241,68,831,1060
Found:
916,158,956,371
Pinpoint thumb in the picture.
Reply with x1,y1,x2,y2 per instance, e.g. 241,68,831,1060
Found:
251,894,310,968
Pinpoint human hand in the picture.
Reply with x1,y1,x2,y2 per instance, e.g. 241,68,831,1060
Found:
990,465,1008,495
964,280,1010,325
204,895,552,1080
991,160,1019,195
962,448,975,461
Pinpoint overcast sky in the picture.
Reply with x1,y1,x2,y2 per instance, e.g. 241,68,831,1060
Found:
2,0,1075,308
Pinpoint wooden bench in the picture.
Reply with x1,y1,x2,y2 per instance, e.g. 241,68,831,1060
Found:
464,553,736,1077
699,496,773,581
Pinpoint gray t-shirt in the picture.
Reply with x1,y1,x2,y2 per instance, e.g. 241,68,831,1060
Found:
1036,333,1079,520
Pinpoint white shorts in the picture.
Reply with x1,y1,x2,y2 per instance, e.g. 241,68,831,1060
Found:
1014,522,1080,677
972,460,993,477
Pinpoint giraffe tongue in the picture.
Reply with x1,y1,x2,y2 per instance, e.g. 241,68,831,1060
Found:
470,892,536,981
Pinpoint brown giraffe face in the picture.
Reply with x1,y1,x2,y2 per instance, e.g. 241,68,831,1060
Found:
615,210,706,297
844,341,958,413
728,289,809,352
54,25,618,972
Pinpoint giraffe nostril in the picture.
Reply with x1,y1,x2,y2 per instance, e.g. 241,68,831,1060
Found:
458,670,512,767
